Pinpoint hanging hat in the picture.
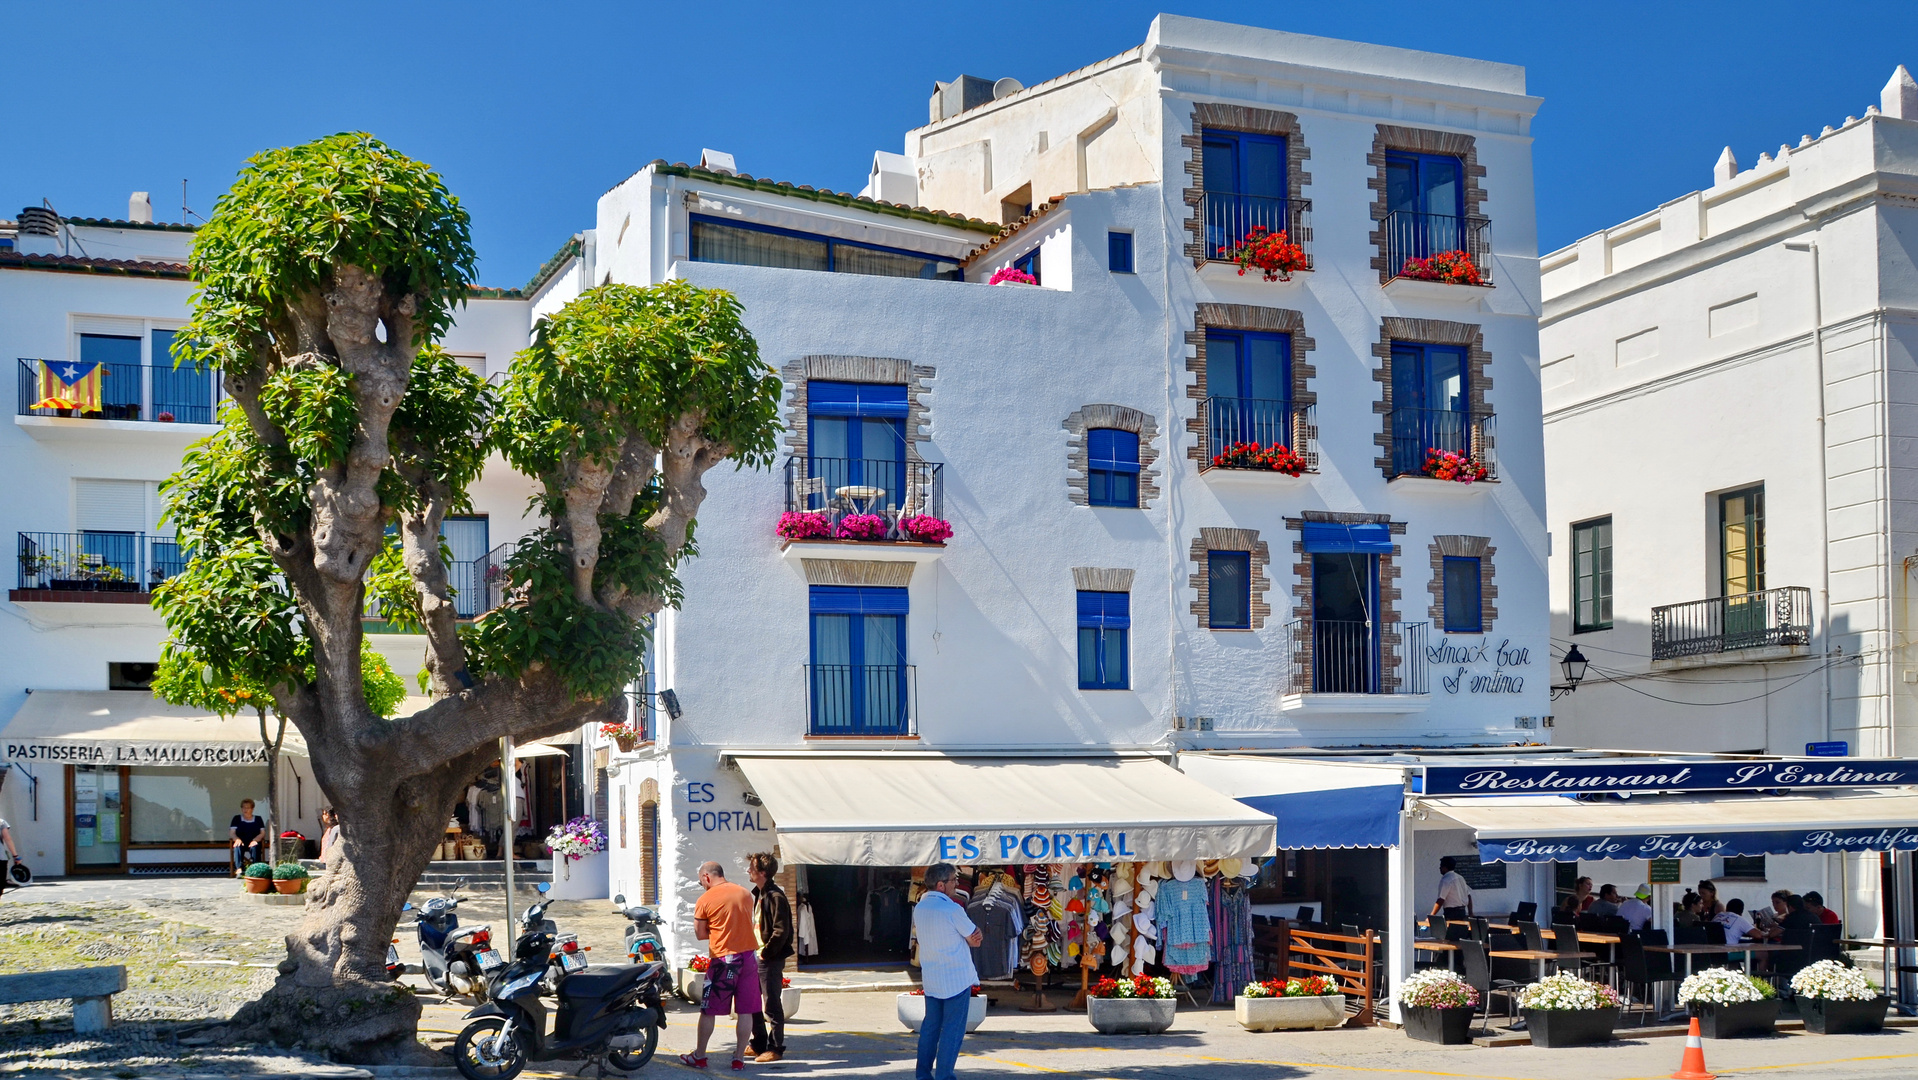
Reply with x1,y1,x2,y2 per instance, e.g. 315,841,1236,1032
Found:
1091,892,1111,914
1218,858,1245,879
1133,911,1157,938
1110,943,1128,966
1066,896,1086,914
1050,862,1069,882
1137,941,1156,965
1144,861,1167,880
1111,873,1134,897
1030,953,1048,976
1171,860,1198,881
1067,875,1084,890
1199,859,1221,878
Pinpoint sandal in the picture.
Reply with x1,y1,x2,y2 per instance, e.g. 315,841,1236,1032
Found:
731,1059,745,1071
678,1054,708,1069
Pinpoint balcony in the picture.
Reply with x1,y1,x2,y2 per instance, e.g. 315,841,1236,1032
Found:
366,541,512,623
806,663,917,737
1200,193,1312,275
1382,211,1492,290
1201,398,1316,473
14,531,185,604
782,457,946,545
1281,619,1430,714
17,358,224,426
1388,408,1496,483
1651,587,1812,663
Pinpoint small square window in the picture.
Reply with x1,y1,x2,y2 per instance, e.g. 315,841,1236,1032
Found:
1208,551,1251,630
1108,231,1134,274
108,662,157,691
1086,428,1141,508
1077,591,1130,690
1443,556,1482,633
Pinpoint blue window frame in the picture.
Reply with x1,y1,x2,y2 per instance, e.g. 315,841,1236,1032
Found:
1385,151,1466,260
1206,329,1292,448
1077,590,1130,690
1390,342,1469,474
809,585,909,733
1086,428,1140,508
807,381,907,510
1012,246,1041,285
1312,551,1381,693
1207,551,1252,630
1108,231,1134,274
150,329,217,424
688,215,961,281
1443,556,1483,633
1202,130,1288,255
79,334,141,419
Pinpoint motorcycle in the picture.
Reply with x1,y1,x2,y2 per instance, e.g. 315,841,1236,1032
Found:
611,893,667,968
403,886,496,1000
454,884,668,1080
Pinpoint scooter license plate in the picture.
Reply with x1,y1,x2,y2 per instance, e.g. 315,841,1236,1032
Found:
477,949,503,971
560,952,587,973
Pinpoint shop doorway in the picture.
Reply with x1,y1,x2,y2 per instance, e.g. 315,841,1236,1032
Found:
1250,847,1389,931
796,865,914,966
69,765,126,873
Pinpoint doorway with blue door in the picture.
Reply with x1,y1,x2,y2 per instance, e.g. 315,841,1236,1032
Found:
1206,329,1293,452
1202,129,1289,256
1384,150,1465,269
1300,522,1392,694
808,585,909,734
806,381,909,524
1389,341,1472,476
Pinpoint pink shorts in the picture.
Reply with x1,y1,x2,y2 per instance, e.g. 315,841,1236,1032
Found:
702,951,763,1016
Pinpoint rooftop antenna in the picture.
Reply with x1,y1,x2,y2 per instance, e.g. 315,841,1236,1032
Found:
181,179,205,224
44,199,87,258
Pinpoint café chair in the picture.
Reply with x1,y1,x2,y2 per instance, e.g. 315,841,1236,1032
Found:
1614,934,1671,1025
1551,922,1586,975
1457,939,1523,1030
1513,901,1538,923
1517,920,1544,953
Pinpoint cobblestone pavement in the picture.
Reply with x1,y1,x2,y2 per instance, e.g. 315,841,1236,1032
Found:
7,880,1918,1079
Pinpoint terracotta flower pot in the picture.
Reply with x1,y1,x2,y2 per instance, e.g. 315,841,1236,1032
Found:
614,734,638,752
273,878,307,894
243,876,272,894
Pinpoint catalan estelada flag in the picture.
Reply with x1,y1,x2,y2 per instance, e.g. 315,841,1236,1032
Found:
32,360,103,412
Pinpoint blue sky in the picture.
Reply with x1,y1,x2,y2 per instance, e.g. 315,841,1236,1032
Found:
11,2,1913,287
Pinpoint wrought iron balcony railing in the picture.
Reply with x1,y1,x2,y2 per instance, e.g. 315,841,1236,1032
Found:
1285,619,1429,696
1382,211,1492,285
446,542,514,619
806,663,917,736
1200,193,1312,270
1651,586,1813,660
17,532,187,593
1389,408,1496,480
1202,398,1316,470
18,358,224,424
783,456,945,541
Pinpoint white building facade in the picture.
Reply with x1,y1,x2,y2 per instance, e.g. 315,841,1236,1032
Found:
1539,68,1918,940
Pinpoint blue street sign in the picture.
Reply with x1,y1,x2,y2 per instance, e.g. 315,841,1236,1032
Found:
1806,742,1849,757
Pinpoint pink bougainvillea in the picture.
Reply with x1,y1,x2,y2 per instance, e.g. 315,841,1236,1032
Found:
898,515,953,544
833,513,889,540
776,512,832,540
988,266,1038,286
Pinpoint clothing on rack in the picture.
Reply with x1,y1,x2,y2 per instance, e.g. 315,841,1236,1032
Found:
1208,875,1254,1004
870,883,909,950
966,880,1025,980
1155,874,1212,975
795,899,818,958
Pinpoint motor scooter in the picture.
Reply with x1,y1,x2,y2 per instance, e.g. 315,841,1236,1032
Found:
455,884,668,1080
611,893,667,968
403,884,496,1000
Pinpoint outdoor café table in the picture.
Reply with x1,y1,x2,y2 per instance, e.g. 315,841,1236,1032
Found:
835,485,887,514
1841,938,1918,1014
1539,929,1622,945
1491,948,1595,980
1647,942,1801,977
1414,941,1459,953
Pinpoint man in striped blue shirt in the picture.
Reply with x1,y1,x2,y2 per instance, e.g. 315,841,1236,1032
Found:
912,864,981,1080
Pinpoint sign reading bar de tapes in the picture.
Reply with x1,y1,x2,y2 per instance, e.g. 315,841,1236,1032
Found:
1425,759,1917,797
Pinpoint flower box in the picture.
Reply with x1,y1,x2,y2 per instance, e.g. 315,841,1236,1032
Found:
1400,1005,1475,1044
1521,1007,1619,1048
1235,994,1345,1031
1799,995,1888,1035
680,969,705,1004
895,993,986,1032
1086,996,1176,1035
1691,998,1781,1039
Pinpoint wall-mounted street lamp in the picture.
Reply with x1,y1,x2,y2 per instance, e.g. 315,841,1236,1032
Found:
1551,645,1589,701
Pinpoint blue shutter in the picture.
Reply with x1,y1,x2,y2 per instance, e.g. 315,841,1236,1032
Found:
808,585,909,615
807,381,909,418
1076,591,1131,630
1086,429,1141,474
1301,522,1393,554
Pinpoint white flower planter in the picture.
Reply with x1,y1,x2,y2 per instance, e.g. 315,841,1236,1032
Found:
990,279,1039,288
546,849,607,900
782,987,801,1018
680,969,706,1004
1086,996,1176,1034
896,993,987,1032
1235,994,1346,1031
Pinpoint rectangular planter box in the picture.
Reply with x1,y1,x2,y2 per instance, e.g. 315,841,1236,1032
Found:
1087,996,1176,1035
896,993,986,1032
1522,1006,1619,1048
1800,995,1889,1035
1401,1005,1475,1044
1235,994,1345,1031
1692,998,1781,1038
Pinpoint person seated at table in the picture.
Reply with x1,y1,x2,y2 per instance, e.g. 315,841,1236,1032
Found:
1618,885,1655,933
1697,879,1724,918
1553,877,1594,924
1674,891,1704,928
1803,890,1842,926
1716,898,1762,943
1778,892,1817,931
1587,884,1622,920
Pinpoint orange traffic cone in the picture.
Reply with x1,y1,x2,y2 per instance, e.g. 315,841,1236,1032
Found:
1670,1017,1716,1080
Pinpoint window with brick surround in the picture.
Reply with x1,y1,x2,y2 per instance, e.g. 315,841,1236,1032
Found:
1443,556,1482,633
1208,551,1251,630
1189,528,1272,630
1428,535,1497,633
1086,429,1140,508
1077,590,1130,690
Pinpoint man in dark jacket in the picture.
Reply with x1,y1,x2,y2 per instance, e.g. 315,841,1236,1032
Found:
748,852,795,1062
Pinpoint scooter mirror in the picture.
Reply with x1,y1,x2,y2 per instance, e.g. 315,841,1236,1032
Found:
537,882,551,894
402,903,413,912
613,894,626,905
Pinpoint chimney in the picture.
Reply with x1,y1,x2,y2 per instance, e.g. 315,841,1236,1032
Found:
129,192,153,224
1884,65,1918,120
699,149,736,176
928,76,997,123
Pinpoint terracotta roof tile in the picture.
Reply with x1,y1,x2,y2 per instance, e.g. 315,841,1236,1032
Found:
962,195,1068,266
651,161,1002,234
0,251,189,278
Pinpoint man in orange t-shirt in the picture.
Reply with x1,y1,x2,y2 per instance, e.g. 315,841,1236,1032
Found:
681,860,761,1070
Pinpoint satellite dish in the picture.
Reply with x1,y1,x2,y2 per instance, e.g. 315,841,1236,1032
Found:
993,78,1024,100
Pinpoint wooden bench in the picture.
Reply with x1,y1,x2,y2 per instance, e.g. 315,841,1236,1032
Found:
0,965,127,1032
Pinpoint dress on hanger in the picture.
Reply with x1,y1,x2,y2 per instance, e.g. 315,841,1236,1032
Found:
1208,875,1255,1004
1155,874,1213,975
796,898,819,958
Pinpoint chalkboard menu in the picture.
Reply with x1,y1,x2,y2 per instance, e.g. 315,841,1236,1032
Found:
1453,852,1507,891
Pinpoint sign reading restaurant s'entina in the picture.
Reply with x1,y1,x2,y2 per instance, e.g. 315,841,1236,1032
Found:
1425,759,1917,796
3,739,272,766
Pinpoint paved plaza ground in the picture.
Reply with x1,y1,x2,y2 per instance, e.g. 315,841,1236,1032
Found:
3,877,1915,1080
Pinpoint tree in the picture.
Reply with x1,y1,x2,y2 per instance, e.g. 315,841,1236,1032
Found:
152,641,408,856
154,133,780,1059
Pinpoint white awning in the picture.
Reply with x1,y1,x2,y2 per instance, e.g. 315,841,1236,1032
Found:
1,690,306,766
1419,789,1918,862
733,754,1276,866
